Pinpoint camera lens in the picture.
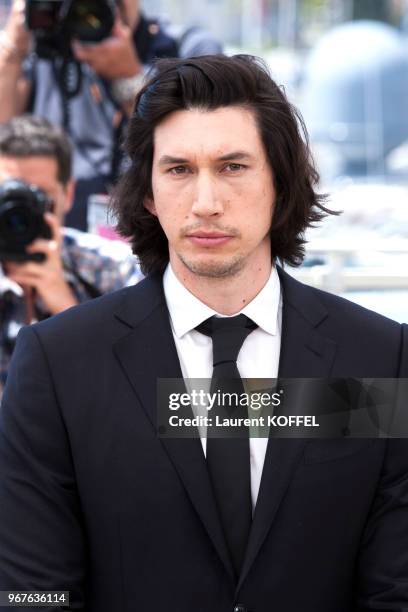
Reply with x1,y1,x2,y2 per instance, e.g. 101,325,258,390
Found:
0,203,39,246
66,0,115,43
0,179,51,260
6,208,30,234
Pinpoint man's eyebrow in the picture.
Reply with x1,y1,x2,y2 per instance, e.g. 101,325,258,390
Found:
157,151,254,166
216,151,254,162
158,155,189,166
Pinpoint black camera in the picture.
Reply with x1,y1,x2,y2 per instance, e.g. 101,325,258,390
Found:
25,0,116,58
0,179,53,262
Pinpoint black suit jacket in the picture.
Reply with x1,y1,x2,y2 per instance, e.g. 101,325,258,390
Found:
0,268,407,612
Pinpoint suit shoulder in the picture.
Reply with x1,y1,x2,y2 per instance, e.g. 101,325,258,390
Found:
280,272,406,375
279,267,403,349
31,276,155,342
280,267,401,331
309,283,401,332
303,282,403,362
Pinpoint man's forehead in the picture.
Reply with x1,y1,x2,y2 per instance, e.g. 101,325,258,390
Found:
0,155,61,190
156,151,256,166
152,106,262,160
0,155,58,173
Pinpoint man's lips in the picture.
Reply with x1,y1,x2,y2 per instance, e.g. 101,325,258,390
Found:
186,232,234,247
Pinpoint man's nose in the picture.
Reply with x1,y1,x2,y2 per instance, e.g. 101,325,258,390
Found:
191,172,223,217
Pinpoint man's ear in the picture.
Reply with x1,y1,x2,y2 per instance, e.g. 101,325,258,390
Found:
144,197,157,216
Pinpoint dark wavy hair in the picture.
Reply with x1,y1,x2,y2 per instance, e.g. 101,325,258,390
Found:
0,115,72,185
111,54,334,275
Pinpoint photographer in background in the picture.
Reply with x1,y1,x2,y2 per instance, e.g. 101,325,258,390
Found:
0,0,222,231
0,114,142,396
0,0,177,231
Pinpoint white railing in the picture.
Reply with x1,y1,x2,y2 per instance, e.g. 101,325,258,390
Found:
290,238,408,293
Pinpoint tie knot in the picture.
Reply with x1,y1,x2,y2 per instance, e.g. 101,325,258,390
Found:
196,314,257,366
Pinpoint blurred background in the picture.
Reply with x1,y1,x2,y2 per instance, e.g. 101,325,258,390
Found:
1,0,407,323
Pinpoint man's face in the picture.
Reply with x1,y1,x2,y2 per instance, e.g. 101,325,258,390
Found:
0,156,72,223
148,106,276,280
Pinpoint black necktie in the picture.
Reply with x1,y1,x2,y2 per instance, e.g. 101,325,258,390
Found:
196,314,257,577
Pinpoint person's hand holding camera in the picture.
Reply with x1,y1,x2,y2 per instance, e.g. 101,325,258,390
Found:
1,0,32,61
0,0,32,123
72,15,143,80
4,212,78,315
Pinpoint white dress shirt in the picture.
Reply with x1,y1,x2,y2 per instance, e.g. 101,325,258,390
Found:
163,264,282,509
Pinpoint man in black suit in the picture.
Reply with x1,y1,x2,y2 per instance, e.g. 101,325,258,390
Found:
0,55,407,612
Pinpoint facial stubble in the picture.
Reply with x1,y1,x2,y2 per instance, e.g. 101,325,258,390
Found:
177,251,247,279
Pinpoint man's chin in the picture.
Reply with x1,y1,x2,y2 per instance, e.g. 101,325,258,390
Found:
177,254,244,278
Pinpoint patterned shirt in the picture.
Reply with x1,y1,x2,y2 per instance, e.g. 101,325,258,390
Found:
0,228,144,398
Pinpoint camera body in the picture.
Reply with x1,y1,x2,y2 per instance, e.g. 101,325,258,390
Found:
25,0,116,58
0,179,53,262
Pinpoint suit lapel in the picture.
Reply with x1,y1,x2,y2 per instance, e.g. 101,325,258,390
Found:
113,275,235,581
236,268,338,593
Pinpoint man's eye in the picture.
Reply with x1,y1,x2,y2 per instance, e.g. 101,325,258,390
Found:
169,166,189,175
224,163,245,172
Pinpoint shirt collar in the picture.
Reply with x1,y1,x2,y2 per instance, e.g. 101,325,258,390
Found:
163,264,281,339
